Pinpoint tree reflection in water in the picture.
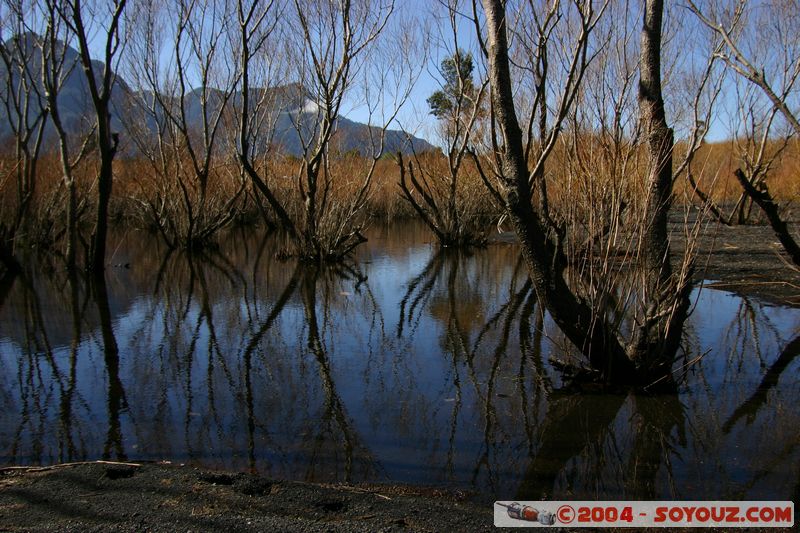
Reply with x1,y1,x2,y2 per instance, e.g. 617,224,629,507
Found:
299,266,380,483
0,225,798,500
91,274,128,461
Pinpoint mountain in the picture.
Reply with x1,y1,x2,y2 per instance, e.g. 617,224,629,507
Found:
0,32,130,143
0,34,436,157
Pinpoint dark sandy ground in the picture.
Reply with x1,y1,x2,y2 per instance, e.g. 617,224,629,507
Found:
680,219,800,306
0,461,495,532
1,462,790,532
489,214,800,306
2,219,800,532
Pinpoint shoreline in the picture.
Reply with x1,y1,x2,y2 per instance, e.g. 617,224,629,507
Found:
1,461,788,532
0,461,495,532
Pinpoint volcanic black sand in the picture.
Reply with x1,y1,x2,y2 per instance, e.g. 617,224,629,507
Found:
681,218,800,306
2,219,800,532
0,461,495,532
0,462,788,531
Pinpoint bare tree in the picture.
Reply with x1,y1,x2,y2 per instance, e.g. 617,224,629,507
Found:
478,0,703,386
237,0,419,262
397,0,492,247
124,0,244,249
688,0,800,266
480,0,627,380
40,0,96,270
234,0,294,234
0,2,48,270
53,0,127,272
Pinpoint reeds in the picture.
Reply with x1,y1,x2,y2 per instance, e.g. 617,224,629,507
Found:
1,134,798,260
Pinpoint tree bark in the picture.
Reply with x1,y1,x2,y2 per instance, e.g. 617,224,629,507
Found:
90,116,116,274
481,0,635,381
638,0,673,285
625,0,692,379
70,0,127,273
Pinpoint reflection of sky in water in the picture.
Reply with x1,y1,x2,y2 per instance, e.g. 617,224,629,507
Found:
0,226,799,500
673,287,800,499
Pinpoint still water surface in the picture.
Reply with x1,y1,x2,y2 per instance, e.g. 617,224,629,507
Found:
1,223,799,500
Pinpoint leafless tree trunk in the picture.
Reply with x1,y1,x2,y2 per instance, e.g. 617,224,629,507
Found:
0,3,48,268
55,0,127,273
479,0,697,386
638,0,672,293
625,0,692,367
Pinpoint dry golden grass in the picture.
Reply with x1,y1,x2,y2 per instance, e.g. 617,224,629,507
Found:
674,139,800,204
1,135,798,253
533,136,799,220
0,152,100,247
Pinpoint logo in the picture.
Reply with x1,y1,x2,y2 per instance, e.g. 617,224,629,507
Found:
496,502,556,525
494,501,794,528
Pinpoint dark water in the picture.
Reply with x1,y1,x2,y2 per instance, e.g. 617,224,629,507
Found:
1,222,799,501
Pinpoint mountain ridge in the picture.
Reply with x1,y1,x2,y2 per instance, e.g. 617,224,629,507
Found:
0,33,436,157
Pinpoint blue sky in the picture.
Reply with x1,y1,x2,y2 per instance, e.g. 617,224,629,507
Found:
340,0,738,145
18,0,785,146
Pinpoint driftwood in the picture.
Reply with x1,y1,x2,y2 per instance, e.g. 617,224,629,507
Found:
0,460,143,474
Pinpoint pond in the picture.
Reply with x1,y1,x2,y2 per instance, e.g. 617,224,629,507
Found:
1,222,799,501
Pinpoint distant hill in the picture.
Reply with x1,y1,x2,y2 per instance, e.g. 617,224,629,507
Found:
0,34,435,157
0,32,130,144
